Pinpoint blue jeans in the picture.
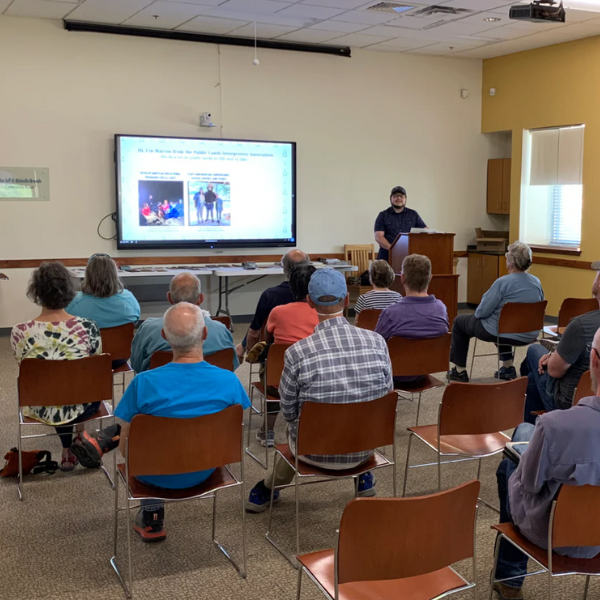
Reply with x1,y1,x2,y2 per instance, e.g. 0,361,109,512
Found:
495,422,535,588
521,345,555,424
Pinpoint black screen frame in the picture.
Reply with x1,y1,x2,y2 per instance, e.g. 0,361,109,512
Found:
115,133,297,251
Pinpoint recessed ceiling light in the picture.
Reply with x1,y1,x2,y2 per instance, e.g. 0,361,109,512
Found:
484,17,501,22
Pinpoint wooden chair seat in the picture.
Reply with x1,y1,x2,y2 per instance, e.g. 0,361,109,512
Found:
274,444,388,478
117,463,236,500
298,549,468,600
250,382,280,401
21,400,112,425
408,425,509,457
394,375,445,394
493,522,600,575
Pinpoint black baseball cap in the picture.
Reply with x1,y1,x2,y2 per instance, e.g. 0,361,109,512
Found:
390,186,407,196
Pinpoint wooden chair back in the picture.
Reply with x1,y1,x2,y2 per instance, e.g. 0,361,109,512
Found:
355,309,382,331
213,315,232,330
126,404,243,476
388,334,452,378
100,323,135,361
148,349,234,371
574,370,594,406
337,480,480,584
149,350,172,370
552,485,600,549
265,343,290,388
296,392,398,456
558,298,598,328
497,301,547,336
439,378,527,436
344,244,375,279
18,354,113,407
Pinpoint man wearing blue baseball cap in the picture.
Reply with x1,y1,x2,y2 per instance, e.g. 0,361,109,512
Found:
246,268,394,512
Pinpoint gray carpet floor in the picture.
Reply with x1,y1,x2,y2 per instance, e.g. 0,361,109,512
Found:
0,326,593,600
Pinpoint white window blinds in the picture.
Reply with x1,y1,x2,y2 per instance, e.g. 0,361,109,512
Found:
530,125,584,186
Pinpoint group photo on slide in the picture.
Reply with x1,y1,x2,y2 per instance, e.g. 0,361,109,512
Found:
188,180,231,227
138,180,185,227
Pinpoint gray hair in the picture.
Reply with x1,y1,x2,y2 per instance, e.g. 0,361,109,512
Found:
163,302,205,352
170,272,202,304
81,254,123,298
506,241,532,272
282,249,310,279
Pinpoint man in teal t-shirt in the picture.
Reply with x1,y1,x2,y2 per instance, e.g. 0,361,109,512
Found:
115,302,250,542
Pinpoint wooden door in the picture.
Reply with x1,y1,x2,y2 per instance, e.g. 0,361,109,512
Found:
481,254,499,297
501,158,511,214
487,159,503,214
467,253,483,304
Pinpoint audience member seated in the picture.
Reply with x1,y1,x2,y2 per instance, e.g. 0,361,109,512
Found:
375,254,449,384
114,303,250,542
246,268,393,513
448,241,544,383
130,272,238,373
492,325,600,600
353,259,401,316
522,264,600,423
235,249,311,362
10,261,102,472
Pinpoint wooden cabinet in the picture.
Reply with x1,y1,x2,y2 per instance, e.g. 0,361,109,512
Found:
487,158,511,215
467,252,506,304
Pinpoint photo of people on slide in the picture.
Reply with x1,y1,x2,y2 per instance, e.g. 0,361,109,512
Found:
138,180,185,227
188,181,231,226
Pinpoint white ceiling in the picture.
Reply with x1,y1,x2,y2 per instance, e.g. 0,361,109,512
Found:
3,0,600,58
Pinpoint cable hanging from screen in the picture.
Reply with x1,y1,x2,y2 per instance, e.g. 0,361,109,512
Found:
97,212,117,240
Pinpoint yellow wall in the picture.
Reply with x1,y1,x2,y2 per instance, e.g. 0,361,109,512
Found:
482,36,600,315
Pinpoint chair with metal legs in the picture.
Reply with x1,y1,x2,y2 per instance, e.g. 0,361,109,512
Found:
490,484,600,600
469,301,547,380
149,348,235,371
246,343,291,469
100,323,136,395
403,378,527,510
297,480,481,600
110,404,246,598
542,297,598,338
388,334,452,426
17,354,115,500
266,392,399,567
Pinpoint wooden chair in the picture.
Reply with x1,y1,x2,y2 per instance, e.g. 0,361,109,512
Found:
100,323,135,394
388,334,452,426
403,378,527,509
266,392,398,566
17,354,114,500
355,308,383,330
344,244,375,306
148,348,235,371
490,484,600,599
543,298,598,338
110,404,246,598
469,301,547,380
246,343,291,469
574,370,594,406
297,480,480,600
213,315,232,331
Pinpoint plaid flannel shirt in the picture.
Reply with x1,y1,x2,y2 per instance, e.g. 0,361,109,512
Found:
279,317,393,466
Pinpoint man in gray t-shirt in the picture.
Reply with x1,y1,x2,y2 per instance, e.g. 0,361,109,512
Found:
522,265,600,422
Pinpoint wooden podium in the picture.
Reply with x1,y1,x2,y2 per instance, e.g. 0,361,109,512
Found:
388,233,459,326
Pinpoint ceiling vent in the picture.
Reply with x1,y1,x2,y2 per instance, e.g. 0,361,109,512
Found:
410,5,472,18
366,3,416,14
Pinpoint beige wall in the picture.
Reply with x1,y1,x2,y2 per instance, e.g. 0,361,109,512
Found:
1,16,500,327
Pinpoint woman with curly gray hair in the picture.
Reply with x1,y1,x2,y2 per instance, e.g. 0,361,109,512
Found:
448,241,544,382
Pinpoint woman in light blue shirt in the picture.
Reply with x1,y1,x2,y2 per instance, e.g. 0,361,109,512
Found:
448,241,544,383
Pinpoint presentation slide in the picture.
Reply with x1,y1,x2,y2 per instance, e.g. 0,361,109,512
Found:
115,135,296,250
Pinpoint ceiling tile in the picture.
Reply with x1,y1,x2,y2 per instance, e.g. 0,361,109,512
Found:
330,8,397,25
275,28,343,42
322,31,397,46
274,4,346,20
66,0,155,24
6,0,76,18
228,22,298,37
359,24,415,36
439,0,514,10
452,10,510,30
176,15,250,34
564,7,600,22
475,23,536,40
159,0,226,4
123,1,208,29
195,6,310,27
308,19,369,32
375,36,439,49
218,0,292,14
0,0,13,12
299,0,370,8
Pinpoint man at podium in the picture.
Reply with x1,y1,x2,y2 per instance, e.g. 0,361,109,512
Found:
374,186,427,262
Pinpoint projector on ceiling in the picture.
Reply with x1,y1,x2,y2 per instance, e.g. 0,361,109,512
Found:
509,1,566,23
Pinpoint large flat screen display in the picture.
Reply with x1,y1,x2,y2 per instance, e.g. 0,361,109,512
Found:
115,134,296,250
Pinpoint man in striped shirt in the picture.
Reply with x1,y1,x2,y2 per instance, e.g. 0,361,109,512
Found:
246,268,394,512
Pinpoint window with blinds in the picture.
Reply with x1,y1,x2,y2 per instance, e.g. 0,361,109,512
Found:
520,125,584,250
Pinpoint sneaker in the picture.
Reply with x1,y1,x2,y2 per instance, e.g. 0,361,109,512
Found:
246,480,280,513
256,429,275,448
70,424,121,469
134,507,166,543
357,472,376,497
494,366,518,381
447,367,469,383
493,582,523,600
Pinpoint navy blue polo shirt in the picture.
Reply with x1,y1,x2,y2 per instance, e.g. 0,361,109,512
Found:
249,281,295,331
374,206,426,261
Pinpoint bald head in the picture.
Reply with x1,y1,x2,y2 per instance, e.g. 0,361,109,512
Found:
169,272,202,305
163,302,206,352
282,249,310,279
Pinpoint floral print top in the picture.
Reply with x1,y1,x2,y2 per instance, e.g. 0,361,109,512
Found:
11,317,102,425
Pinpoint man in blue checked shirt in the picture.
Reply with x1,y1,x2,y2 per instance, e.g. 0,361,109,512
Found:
246,268,394,513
